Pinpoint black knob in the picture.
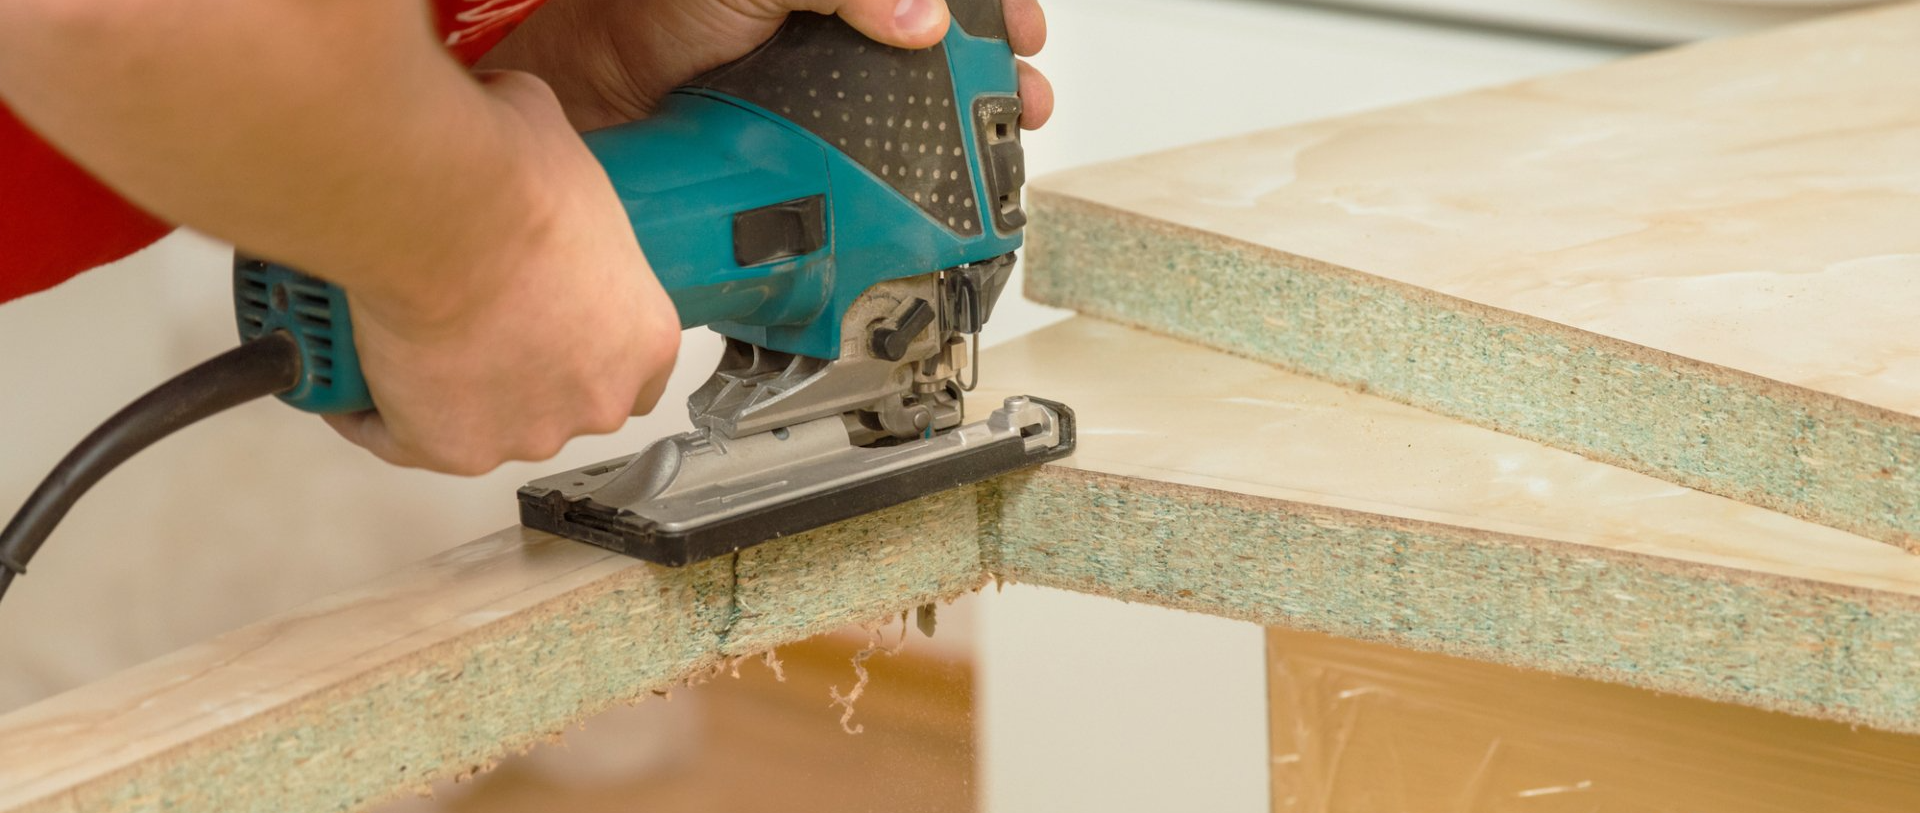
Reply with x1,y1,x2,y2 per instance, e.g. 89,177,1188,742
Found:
871,298,936,361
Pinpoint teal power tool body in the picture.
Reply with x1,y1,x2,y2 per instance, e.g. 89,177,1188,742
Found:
0,0,1074,599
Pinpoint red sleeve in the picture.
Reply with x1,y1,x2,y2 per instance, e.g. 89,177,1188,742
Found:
0,0,547,304
0,106,174,303
434,0,550,65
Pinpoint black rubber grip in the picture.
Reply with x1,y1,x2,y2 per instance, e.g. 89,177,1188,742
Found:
689,5,1002,235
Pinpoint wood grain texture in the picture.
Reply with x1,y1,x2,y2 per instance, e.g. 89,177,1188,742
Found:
1265,628,1920,810
1023,2,1920,548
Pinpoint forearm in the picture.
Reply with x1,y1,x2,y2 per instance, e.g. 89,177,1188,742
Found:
0,0,541,312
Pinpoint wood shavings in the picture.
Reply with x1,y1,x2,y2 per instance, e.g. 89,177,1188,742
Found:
828,620,909,734
828,646,876,734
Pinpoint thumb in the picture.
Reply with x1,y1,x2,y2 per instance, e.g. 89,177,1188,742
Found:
804,0,950,50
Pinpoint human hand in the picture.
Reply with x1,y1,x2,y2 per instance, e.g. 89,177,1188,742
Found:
335,0,1051,475
479,0,1053,132
323,71,682,475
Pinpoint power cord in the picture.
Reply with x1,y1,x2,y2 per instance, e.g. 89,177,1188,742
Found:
0,332,303,605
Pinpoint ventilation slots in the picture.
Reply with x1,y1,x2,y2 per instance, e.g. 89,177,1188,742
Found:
233,261,338,390
287,281,336,388
235,269,272,337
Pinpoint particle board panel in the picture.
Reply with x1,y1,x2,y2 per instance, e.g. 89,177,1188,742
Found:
1023,2,1920,549
974,318,1920,734
0,491,986,813
14,318,1920,813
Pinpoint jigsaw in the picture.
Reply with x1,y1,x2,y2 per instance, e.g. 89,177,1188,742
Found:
0,0,1072,600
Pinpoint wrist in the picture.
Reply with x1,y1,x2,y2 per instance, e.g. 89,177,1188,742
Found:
340,81,566,335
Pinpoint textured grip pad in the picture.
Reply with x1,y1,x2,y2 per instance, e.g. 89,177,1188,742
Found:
691,14,983,236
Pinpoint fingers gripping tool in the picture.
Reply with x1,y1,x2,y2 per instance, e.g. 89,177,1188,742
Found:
0,0,1074,598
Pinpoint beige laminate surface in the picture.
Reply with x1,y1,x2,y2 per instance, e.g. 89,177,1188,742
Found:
973,319,1920,732
0,529,622,808
1036,3,1920,418
977,319,1913,595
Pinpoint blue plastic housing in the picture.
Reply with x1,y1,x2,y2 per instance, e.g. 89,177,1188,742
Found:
238,10,1020,413
232,260,370,414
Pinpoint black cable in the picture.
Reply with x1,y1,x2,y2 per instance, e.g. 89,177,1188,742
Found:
0,332,302,603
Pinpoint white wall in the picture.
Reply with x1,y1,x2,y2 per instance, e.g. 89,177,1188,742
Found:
1291,0,1845,46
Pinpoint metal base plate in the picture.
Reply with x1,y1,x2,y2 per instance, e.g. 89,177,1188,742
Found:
518,396,1075,566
